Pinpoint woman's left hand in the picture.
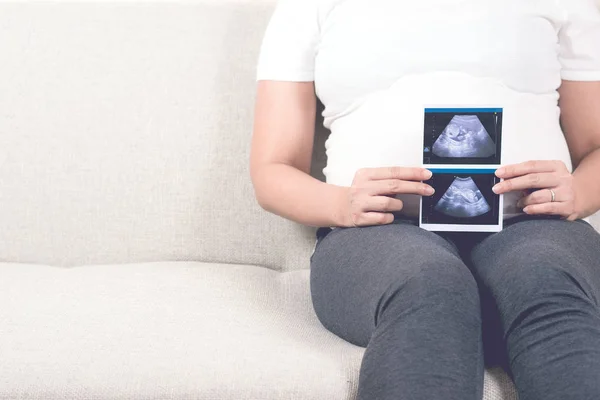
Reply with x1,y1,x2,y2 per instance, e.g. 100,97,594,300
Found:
493,160,581,221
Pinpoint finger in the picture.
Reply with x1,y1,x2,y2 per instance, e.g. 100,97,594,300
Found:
355,211,395,227
566,213,579,222
496,160,562,179
370,179,435,196
517,188,556,207
364,195,405,213
360,167,432,182
523,202,564,216
492,172,559,194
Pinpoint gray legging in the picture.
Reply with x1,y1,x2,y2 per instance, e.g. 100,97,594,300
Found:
310,215,600,400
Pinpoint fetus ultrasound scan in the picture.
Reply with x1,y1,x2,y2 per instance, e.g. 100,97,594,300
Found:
423,108,503,165
420,169,503,232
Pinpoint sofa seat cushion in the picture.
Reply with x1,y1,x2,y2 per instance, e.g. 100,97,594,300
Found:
0,261,516,399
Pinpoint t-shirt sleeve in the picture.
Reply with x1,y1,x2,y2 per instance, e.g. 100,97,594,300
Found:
558,0,600,81
256,0,320,82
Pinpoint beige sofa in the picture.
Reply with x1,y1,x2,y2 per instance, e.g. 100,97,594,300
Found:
1,1,598,399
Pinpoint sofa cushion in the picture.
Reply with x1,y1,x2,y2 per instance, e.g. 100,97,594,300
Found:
0,261,517,400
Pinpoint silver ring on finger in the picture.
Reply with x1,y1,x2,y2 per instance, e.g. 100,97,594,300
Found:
549,188,556,202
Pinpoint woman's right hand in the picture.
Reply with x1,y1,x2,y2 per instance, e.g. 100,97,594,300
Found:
341,167,434,227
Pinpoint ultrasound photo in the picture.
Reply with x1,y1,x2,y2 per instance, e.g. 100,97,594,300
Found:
434,176,491,218
420,169,503,232
423,108,503,165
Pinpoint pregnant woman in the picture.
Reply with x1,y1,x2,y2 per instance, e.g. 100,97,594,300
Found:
250,0,600,399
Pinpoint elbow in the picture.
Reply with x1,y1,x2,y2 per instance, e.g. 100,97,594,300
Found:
249,164,271,212
253,188,275,214
250,178,267,211
253,188,271,212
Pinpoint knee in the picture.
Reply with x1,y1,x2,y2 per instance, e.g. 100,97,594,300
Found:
479,238,595,303
375,258,481,326
480,254,598,326
473,219,600,291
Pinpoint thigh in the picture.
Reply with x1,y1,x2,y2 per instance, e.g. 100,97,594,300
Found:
470,218,600,308
309,220,476,347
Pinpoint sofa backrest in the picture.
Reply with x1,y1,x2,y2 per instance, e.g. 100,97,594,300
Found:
0,0,324,271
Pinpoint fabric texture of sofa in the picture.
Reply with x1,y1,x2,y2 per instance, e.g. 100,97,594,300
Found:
1,1,599,399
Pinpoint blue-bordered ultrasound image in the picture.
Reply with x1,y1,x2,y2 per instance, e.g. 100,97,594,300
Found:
421,171,500,226
423,108,502,165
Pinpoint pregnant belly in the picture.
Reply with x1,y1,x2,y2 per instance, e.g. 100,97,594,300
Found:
322,72,571,219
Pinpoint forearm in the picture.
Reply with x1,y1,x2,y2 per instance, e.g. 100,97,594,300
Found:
573,147,600,218
252,163,349,228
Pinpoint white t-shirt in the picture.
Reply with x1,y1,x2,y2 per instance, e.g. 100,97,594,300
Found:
256,0,600,219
